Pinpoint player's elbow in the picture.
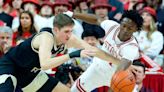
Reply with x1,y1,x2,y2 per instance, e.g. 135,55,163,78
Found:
40,63,49,70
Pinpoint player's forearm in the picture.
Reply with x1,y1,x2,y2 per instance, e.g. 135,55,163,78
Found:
94,48,120,65
73,13,99,25
41,54,70,70
116,58,132,72
67,34,120,65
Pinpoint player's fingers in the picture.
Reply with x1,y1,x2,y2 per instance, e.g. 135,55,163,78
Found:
81,53,91,58
82,50,96,56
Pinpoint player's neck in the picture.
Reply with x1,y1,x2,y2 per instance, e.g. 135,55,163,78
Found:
118,35,131,42
55,36,63,46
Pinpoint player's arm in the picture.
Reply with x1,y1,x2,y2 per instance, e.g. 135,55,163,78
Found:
36,32,70,70
116,45,140,72
64,11,100,25
36,32,94,70
116,58,132,72
66,34,120,65
73,13,100,25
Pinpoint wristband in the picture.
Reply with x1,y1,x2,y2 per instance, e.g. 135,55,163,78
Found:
69,50,82,58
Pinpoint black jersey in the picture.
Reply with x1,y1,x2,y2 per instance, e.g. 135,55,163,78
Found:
0,28,64,88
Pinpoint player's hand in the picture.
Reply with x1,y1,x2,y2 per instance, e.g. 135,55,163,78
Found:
129,65,138,79
0,41,11,53
80,49,96,58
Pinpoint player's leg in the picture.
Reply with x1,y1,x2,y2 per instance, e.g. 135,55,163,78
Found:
71,60,105,92
72,58,117,92
38,73,70,92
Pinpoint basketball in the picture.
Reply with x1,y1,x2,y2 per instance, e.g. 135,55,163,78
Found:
110,70,136,92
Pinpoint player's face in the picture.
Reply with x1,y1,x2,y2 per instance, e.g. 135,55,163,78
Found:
55,25,74,44
119,18,138,41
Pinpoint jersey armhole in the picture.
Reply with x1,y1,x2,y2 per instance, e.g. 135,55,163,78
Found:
31,31,54,53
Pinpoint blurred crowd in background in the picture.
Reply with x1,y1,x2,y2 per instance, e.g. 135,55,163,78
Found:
0,0,164,89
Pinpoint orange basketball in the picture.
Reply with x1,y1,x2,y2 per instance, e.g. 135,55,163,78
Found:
110,70,136,92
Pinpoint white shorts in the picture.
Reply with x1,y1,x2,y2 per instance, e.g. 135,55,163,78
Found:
71,57,117,92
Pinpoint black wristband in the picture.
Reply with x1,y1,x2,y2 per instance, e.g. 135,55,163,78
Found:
69,50,82,58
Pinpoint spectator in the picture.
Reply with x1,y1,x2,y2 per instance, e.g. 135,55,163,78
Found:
34,0,54,30
91,0,112,23
145,0,159,9
133,0,147,11
124,0,140,10
12,11,37,46
75,0,90,14
73,22,105,71
53,0,72,16
0,0,13,27
134,7,163,59
131,59,153,92
11,0,23,30
12,0,40,30
2,0,12,14
108,0,124,21
0,26,13,58
40,1,53,17
21,0,40,15
9,0,23,18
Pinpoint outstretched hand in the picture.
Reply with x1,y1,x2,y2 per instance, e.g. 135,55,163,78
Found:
80,49,96,58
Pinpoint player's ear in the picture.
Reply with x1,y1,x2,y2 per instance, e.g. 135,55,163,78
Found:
54,27,59,33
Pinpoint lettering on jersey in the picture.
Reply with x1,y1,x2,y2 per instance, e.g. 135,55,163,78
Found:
104,41,111,51
31,67,41,73
104,41,117,58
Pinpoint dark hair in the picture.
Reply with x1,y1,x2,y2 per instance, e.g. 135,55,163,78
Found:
53,14,74,29
133,59,146,73
121,10,143,30
18,11,37,37
82,22,105,39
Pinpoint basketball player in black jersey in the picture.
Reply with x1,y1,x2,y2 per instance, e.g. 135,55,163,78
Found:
0,14,121,92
